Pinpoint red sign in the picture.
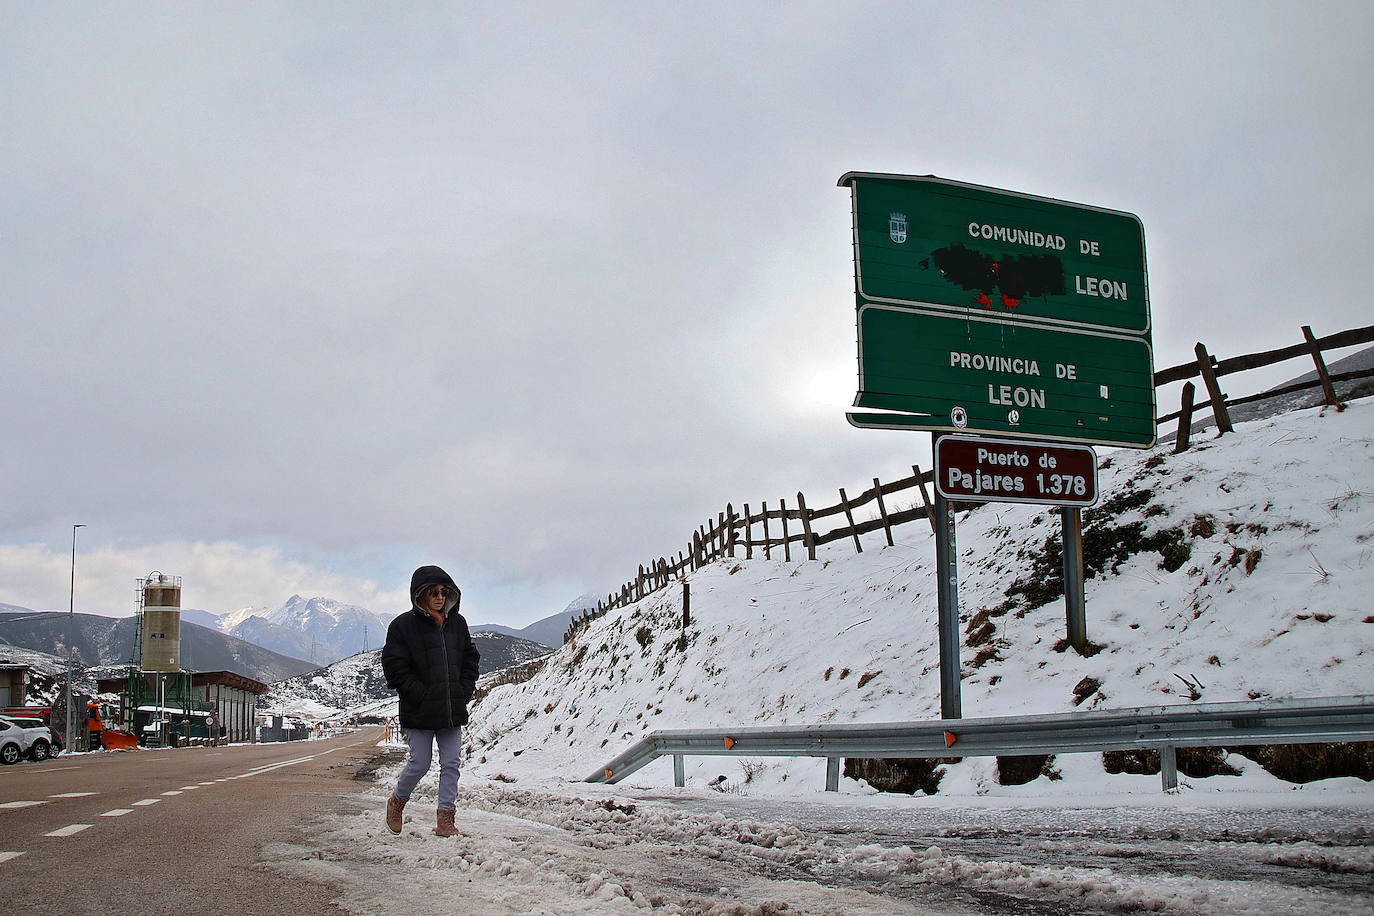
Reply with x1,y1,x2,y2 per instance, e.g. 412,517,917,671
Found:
935,435,1098,507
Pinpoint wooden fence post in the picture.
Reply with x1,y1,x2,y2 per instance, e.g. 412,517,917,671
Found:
912,464,937,534
1174,381,1196,453
761,500,772,560
1194,341,1233,434
796,491,816,560
838,487,863,553
1302,325,1345,411
743,503,753,560
779,497,792,562
725,503,737,557
873,477,894,547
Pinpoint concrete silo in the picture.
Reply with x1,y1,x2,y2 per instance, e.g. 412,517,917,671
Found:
137,572,181,672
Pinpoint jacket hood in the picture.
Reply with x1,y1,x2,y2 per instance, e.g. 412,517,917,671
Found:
410,565,460,616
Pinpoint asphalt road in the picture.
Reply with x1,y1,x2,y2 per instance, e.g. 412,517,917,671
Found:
0,728,389,915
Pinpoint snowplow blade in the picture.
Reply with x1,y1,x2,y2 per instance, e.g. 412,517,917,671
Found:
100,730,139,751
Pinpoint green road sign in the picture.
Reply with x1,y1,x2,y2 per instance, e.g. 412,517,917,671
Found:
848,304,1157,447
839,172,1149,336
840,172,1156,448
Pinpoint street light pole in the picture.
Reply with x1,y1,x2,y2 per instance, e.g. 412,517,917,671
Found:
66,524,86,752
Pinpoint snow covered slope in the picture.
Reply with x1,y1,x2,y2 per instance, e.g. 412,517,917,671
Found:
465,401,1373,793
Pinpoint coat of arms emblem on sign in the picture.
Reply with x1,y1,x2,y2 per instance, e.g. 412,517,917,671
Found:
889,212,907,244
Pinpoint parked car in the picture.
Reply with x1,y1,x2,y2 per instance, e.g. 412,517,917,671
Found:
0,715,57,762
0,717,32,765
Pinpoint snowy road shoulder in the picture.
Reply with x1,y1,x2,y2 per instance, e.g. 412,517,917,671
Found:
260,770,1374,916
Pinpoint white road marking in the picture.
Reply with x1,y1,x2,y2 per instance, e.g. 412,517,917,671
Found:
49,792,97,798
0,801,46,809
161,790,183,796
179,785,200,790
198,781,216,786
29,766,79,773
0,852,25,864
101,808,135,817
132,799,161,806
242,754,317,776
45,824,92,837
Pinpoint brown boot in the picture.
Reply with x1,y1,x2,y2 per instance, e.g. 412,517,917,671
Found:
386,794,406,834
434,808,459,837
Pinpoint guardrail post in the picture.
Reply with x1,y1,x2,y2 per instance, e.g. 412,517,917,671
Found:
1062,507,1087,653
1160,744,1179,791
673,754,685,788
825,757,841,792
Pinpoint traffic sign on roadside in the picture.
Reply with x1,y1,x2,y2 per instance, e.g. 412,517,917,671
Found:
839,172,1149,335
935,435,1099,507
840,173,1156,449
848,303,1156,446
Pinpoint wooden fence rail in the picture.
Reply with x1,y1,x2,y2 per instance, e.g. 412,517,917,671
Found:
566,324,1374,643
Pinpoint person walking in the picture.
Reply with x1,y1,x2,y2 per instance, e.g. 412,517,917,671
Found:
381,565,480,837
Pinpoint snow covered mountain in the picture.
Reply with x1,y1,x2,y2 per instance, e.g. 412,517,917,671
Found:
213,595,393,666
472,595,596,647
261,631,554,720
454,399,1374,796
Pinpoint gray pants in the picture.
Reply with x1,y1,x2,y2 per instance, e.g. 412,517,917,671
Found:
395,726,462,810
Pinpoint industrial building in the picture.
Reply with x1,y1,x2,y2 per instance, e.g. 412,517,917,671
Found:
94,572,270,745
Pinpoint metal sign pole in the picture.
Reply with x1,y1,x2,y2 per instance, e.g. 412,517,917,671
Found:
932,433,962,720
1062,506,1087,653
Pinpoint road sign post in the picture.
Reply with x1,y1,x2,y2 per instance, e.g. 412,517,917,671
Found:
932,434,962,721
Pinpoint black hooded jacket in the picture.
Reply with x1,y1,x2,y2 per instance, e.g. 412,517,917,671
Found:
381,565,480,730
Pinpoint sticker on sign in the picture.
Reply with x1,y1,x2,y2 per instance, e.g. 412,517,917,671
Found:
935,435,1098,507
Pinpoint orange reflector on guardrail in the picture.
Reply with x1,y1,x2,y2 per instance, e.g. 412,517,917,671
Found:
725,737,736,750
605,769,613,779
944,731,958,747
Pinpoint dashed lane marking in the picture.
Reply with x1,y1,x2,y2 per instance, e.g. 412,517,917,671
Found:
0,852,24,864
49,792,97,798
29,766,79,773
179,785,201,790
101,808,135,817
0,801,46,809
132,799,160,806
45,824,92,837
161,790,183,796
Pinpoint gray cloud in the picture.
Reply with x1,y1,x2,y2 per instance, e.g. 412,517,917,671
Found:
3,3,1371,624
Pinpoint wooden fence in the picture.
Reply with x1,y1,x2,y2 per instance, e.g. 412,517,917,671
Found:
566,323,1374,643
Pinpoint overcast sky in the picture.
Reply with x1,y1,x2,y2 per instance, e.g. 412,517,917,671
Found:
3,3,1371,627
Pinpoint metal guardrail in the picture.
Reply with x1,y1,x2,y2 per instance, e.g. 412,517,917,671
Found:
586,695,1374,792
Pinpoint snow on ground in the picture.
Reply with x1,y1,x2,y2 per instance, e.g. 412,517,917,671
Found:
257,401,1374,914
464,400,1372,797
268,762,1373,916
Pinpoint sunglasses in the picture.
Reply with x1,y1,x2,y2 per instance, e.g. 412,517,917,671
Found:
425,586,452,599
